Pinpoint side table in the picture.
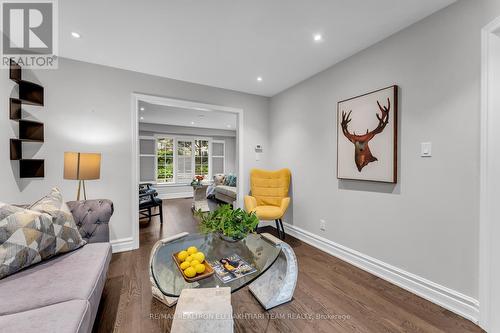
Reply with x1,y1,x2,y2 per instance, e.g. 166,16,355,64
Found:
192,183,210,212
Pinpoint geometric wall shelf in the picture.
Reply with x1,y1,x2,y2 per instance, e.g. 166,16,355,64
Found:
17,80,44,106
19,120,44,141
19,159,44,178
9,98,21,120
8,59,45,178
10,139,22,160
9,59,21,82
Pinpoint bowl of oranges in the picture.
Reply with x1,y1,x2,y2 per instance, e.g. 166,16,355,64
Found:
172,246,214,282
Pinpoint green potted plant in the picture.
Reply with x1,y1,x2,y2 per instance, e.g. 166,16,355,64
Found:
195,204,259,241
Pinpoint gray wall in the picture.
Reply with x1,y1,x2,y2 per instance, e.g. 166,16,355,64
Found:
0,58,269,243
269,0,500,299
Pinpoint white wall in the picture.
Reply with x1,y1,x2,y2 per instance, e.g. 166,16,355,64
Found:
269,0,500,301
0,58,269,243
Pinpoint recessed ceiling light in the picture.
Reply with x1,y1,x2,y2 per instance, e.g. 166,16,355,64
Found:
226,124,231,128
313,34,323,42
140,116,144,120
140,107,145,111
257,77,263,82
71,32,81,39
190,121,195,125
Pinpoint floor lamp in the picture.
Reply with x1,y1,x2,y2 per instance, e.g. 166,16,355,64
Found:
64,152,101,201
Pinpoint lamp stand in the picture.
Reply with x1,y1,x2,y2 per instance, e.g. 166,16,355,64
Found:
76,180,87,201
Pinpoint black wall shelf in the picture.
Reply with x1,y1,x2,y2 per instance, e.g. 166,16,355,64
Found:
9,98,21,120
19,120,44,141
9,60,44,106
19,159,44,178
18,81,44,106
10,139,21,160
9,59,21,82
8,60,45,178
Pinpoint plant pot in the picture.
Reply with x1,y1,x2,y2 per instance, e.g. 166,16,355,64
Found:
217,232,244,242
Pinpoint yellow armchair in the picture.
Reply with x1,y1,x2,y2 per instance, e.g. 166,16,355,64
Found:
244,168,291,239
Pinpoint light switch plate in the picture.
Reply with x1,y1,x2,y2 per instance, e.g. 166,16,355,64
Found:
421,142,432,157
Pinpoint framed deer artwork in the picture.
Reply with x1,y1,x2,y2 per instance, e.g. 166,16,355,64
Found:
337,85,398,183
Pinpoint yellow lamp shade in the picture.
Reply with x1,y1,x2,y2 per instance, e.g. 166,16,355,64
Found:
64,152,101,180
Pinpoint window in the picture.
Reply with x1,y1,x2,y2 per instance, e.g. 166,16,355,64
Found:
194,140,209,179
156,136,220,184
176,140,193,184
211,140,225,175
157,138,174,183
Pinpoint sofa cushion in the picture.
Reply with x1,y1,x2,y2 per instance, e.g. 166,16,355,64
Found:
0,300,91,333
29,188,86,252
0,242,111,316
215,185,237,199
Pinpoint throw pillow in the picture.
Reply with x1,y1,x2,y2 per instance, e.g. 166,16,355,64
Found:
223,174,232,186
0,204,57,279
213,174,225,185
29,188,86,253
229,175,237,187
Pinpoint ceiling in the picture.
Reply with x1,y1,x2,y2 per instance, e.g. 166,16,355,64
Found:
138,102,237,130
59,0,455,97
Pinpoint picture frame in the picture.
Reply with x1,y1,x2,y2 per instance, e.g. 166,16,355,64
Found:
337,85,398,183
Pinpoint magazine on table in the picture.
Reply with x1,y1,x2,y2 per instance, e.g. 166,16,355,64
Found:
209,254,257,283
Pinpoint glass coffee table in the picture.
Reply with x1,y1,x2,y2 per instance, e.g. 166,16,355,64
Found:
149,232,298,310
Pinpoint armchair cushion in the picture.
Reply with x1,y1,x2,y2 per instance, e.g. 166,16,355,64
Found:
253,205,284,220
245,196,290,220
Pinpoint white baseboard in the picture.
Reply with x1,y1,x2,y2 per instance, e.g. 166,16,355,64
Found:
282,222,480,323
159,192,193,200
110,237,135,253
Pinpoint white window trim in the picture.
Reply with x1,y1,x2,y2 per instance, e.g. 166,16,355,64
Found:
154,134,213,185
212,139,226,175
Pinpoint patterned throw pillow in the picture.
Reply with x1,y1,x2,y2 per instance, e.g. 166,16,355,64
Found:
229,175,237,187
0,204,58,279
28,188,86,253
224,174,237,187
213,174,225,185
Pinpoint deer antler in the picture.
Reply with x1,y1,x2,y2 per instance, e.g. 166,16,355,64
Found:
340,98,390,142
366,97,390,138
340,110,356,143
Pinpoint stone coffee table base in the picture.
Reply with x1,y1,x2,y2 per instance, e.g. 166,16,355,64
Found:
149,232,190,307
149,232,298,310
248,233,298,310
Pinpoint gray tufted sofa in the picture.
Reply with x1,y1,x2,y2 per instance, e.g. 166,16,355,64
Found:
0,199,114,333
67,199,114,243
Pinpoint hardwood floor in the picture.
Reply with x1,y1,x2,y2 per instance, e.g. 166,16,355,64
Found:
94,198,483,333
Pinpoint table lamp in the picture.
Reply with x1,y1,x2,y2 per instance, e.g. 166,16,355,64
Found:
64,152,101,200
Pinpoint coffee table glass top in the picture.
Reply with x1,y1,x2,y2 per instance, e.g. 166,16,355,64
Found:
151,233,281,297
